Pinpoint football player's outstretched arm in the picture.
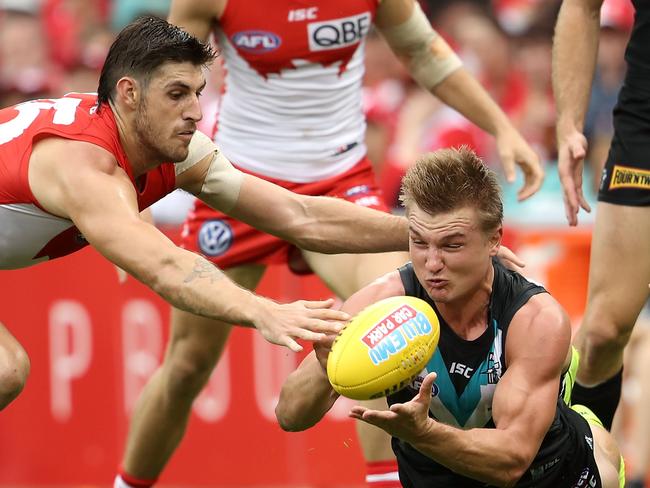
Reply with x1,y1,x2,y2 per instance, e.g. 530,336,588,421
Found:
30,137,346,352
178,135,410,255
351,293,570,486
553,0,604,225
276,272,405,430
375,0,542,201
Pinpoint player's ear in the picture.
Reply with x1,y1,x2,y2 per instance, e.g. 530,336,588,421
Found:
115,76,140,109
487,226,502,256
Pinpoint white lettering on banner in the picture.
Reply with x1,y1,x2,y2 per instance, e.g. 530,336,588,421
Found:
253,333,298,421
49,300,93,422
121,300,163,414
192,348,231,422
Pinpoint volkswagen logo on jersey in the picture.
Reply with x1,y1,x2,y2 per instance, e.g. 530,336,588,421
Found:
232,30,282,53
308,12,371,52
198,220,233,257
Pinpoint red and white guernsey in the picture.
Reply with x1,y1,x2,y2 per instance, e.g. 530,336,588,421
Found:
0,93,176,269
214,0,379,182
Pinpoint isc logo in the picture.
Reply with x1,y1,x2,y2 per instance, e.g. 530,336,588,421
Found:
231,30,282,53
308,12,371,52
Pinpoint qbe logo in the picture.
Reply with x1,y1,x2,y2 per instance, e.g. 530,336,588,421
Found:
198,220,233,257
308,12,371,52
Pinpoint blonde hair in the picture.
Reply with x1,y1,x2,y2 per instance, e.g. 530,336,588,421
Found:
399,147,503,233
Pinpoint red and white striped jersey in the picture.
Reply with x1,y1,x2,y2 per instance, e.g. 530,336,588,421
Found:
0,93,176,269
213,0,379,182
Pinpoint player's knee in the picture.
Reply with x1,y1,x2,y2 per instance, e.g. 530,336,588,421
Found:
584,298,639,344
0,346,30,410
582,322,633,353
164,351,215,398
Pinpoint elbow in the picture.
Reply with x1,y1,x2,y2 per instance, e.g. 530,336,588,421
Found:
275,403,312,432
497,455,533,488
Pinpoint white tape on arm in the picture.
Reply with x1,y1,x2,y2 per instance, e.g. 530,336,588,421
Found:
198,148,244,213
174,131,243,212
378,2,462,90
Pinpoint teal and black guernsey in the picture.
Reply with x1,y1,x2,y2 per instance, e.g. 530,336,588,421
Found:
390,258,593,487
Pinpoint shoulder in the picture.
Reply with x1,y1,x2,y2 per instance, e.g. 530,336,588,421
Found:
505,293,571,370
342,270,405,316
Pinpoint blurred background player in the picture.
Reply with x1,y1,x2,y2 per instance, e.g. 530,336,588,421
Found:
114,0,544,487
275,147,624,488
553,0,649,442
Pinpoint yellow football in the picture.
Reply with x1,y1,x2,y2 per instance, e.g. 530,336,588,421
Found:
327,296,440,400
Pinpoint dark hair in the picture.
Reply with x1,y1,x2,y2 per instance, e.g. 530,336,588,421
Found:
97,16,216,105
399,147,503,233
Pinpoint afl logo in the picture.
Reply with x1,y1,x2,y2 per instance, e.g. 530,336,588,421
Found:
198,220,233,257
232,30,282,53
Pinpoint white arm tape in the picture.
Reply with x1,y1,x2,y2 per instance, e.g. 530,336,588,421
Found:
378,2,462,90
175,131,243,212
198,147,244,213
175,130,219,176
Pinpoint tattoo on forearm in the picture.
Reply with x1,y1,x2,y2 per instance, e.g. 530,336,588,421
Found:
184,258,224,284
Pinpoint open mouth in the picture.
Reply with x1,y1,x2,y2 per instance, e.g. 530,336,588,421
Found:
427,279,448,289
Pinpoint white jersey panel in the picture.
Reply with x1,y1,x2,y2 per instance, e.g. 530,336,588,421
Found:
214,31,367,183
0,203,74,269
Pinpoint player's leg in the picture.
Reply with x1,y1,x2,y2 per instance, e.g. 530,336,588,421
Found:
571,202,650,428
592,423,625,488
0,321,30,409
572,404,624,488
302,249,408,486
118,263,265,486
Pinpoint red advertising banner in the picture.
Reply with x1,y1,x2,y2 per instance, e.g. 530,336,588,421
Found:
0,226,591,486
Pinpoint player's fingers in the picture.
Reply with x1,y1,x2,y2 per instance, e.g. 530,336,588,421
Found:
569,140,587,161
577,191,592,213
280,336,304,353
517,156,544,202
498,246,525,269
501,153,516,184
558,173,579,226
307,308,350,322
301,298,335,309
299,319,343,335
349,406,368,420
291,328,329,343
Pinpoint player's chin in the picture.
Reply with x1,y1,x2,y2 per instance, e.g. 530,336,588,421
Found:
167,144,190,163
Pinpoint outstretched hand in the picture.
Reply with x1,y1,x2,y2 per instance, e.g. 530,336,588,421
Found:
255,298,349,352
496,245,525,273
557,129,591,226
349,372,437,443
495,128,544,202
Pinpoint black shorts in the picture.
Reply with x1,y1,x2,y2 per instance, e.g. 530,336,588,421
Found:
598,81,650,206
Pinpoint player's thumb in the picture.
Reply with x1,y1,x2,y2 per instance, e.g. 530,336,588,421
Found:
416,372,437,402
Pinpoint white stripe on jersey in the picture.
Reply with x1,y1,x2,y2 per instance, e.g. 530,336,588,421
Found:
214,30,367,183
0,203,73,269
